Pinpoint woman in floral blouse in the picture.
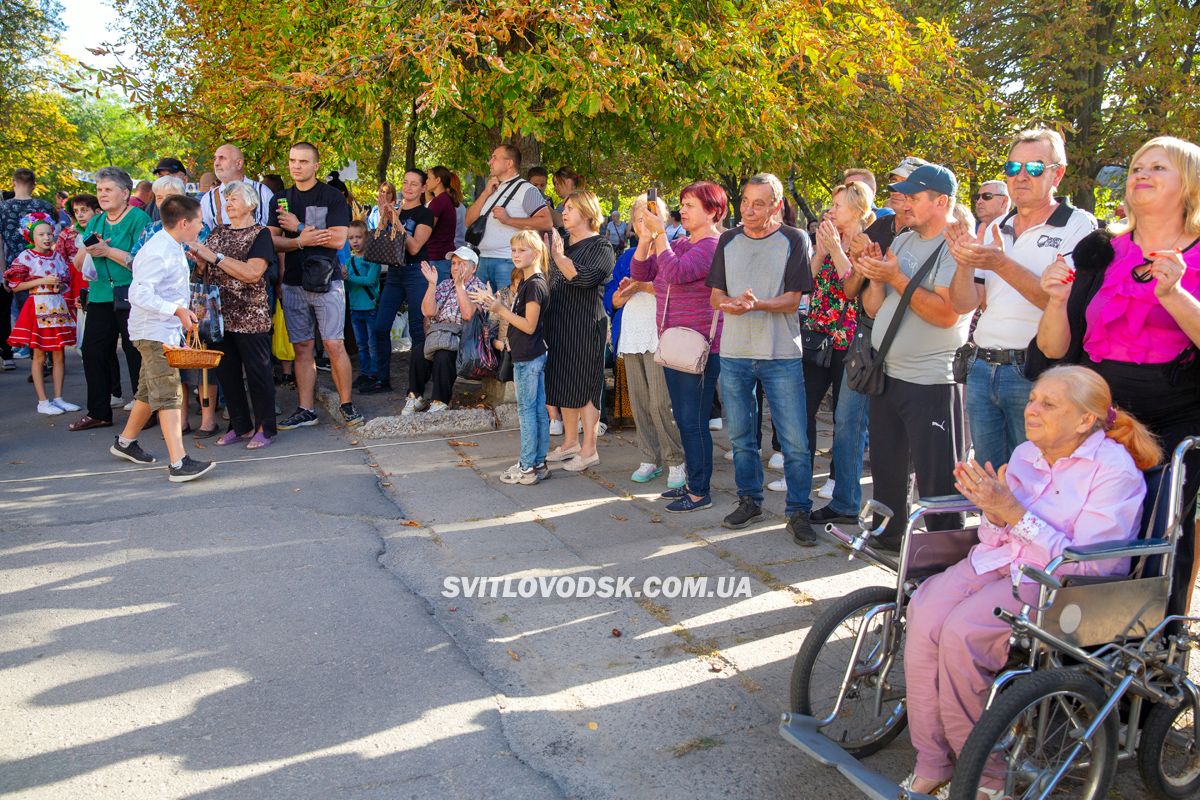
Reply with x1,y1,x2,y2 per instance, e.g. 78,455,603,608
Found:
186,181,279,449
802,181,874,475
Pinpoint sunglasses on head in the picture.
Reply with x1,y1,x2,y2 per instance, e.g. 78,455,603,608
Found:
1003,160,1061,178
974,191,1005,201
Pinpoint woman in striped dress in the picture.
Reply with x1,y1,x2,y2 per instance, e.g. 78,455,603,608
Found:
544,190,615,472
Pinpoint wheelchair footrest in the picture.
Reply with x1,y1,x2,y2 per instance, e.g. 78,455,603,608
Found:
779,713,937,800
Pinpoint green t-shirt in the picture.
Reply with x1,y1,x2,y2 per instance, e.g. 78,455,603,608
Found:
83,206,151,303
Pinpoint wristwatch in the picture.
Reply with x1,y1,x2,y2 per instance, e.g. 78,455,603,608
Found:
296,222,306,233
214,253,226,266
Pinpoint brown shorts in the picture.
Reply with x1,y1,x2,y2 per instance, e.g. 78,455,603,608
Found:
133,339,183,411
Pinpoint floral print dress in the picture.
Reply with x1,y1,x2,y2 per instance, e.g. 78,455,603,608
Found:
803,254,856,349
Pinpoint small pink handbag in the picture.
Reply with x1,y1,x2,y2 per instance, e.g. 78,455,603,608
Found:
653,285,720,375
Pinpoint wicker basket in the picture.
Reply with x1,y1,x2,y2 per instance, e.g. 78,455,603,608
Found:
163,328,223,370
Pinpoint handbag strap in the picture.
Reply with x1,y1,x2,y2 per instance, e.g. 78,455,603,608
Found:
873,241,945,362
655,282,719,343
482,178,527,219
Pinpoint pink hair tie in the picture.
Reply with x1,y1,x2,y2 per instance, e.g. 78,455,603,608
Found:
1105,406,1118,429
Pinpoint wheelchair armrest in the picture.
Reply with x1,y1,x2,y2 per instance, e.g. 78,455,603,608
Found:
913,494,979,515
1061,538,1173,563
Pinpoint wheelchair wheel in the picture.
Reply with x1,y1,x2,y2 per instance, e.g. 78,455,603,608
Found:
788,585,906,757
950,669,1118,800
1136,697,1200,798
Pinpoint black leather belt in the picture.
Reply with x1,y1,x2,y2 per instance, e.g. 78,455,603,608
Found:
977,347,1027,366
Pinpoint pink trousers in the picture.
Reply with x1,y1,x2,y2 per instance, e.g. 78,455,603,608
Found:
904,558,1038,783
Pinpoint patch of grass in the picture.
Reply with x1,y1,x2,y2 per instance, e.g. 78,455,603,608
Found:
671,737,722,758
495,614,510,623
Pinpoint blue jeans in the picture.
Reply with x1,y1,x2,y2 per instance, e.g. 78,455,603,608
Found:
829,368,870,514
349,309,378,375
371,266,428,386
721,357,813,515
429,258,452,285
662,358,721,497
514,352,549,468
966,357,1030,469
477,257,515,292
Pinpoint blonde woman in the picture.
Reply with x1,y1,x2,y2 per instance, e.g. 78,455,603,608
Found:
543,190,615,471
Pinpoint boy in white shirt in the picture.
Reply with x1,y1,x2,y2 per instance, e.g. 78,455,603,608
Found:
109,195,216,482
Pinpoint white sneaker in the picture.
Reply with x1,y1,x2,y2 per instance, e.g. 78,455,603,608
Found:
427,400,448,414
37,400,64,416
708,418,723,431
631,463,661,483
724,448,761,461
499,463,524,484
51,397,81,412
549,419,564,435
767,451,785,471
768,477,787,492
110,395,126,408
818,479,836,500
596,421,607,436
401,394,422,416
667,464,686,489
123,400,135,411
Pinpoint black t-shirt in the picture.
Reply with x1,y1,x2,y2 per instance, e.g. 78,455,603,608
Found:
508,273,550,363
268,181,351,286
865,214,905,256
384,204,435,283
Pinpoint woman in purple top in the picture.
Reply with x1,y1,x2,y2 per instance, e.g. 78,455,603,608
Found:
425,166,459,283
632,180,726,513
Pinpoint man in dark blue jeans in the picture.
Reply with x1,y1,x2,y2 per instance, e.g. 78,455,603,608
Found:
707,173,818,545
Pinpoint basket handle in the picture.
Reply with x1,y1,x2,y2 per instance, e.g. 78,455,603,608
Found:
187,327,203,350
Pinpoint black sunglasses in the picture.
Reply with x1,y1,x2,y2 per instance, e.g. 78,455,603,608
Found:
1003,160,1061,178
974,191,1006,201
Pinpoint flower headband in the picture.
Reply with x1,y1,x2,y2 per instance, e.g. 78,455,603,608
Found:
20,212,54,245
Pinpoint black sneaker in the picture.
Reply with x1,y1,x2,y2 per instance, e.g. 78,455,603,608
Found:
788,512,818,546
110,437,156,464
278,407,319,430
353,374,375,390
722,497,764,529
810,505,858,524
280,374,297,389
168,456,215,483
316,357,332,373
361,380,392,394
340,402,364,427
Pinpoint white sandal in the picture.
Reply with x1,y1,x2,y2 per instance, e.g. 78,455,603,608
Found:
899,773,950,798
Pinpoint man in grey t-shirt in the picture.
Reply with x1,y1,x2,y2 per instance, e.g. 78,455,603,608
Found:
856,164,970,550
707,173,818,544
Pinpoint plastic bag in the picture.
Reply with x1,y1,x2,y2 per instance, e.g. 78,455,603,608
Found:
190,281,224,343
272,303,294,361
390,309,411,352
456,312,498,380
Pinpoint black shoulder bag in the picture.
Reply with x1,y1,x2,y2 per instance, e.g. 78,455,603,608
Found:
844,242,945,396
464,179,527,250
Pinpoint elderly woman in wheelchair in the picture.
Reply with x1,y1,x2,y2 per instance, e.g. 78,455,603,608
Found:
903,365,1162,797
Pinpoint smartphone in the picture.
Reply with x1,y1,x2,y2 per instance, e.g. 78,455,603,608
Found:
83,233,100,246
647,186,658,205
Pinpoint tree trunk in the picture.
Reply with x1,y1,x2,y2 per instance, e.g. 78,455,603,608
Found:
404,99,418,172
375,118,392,186
1064,0,1118,214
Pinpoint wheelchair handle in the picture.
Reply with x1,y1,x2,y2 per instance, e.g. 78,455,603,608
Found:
847,500,894,560
1013,564,1061,609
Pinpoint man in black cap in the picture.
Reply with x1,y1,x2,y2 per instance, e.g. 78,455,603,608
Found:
149,158,189,221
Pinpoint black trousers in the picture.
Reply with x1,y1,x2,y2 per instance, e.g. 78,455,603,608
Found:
428,349,457,403
1089,358,1200,618
214,332,277,437
803,348,845,476
82,301,140,421
868,376,965,544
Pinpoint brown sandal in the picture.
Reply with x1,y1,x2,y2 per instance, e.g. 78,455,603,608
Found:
68,415,113,431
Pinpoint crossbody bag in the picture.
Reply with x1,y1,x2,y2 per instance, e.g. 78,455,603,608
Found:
653,284,719,375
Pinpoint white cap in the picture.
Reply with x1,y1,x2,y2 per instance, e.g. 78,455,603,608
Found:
451,245,479,266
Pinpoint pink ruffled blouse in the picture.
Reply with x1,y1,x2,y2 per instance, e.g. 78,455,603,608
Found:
1083,233,1200,364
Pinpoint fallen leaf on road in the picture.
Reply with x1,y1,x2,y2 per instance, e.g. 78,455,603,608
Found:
611,628,622,637
194,441,206,449
448,606,457,612
507,648,520,661
380,481,392,487
8,460,25,465
448,440,478,447
401,520,421,527
293,488,301,492
709,665,723,673
649,516,662,523
609,514,627,522
586,721,598,731
350,439,360,445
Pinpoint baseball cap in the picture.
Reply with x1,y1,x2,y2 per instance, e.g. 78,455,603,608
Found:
451,245,480,266
887,164,959,198
153,157,187,176
887,156,928,181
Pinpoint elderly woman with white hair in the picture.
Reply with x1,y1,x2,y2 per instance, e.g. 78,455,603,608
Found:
186,181,279,449
69,166,152,432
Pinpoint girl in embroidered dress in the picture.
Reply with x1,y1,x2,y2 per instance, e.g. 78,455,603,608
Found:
4,213,80,415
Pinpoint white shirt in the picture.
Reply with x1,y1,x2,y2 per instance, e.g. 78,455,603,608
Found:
973,203,1096,350
128,228,189,344
478,177,546,259
617,292,659,355
201,178,274,228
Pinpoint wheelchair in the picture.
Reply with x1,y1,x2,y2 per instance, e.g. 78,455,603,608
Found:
779,437,1200,800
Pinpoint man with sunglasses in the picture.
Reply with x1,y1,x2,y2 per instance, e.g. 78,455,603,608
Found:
947,128,1096,469
973,180,1010,230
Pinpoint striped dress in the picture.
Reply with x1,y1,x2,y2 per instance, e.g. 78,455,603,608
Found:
545,235,615,409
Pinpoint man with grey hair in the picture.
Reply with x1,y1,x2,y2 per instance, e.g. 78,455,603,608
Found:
203,144,274,228
972,179,1010,229
947,128,1095,468
707,172,818,544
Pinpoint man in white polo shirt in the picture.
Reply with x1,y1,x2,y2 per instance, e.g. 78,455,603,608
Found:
202,144,275,228
948,128,1095,468
464,144,552,290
